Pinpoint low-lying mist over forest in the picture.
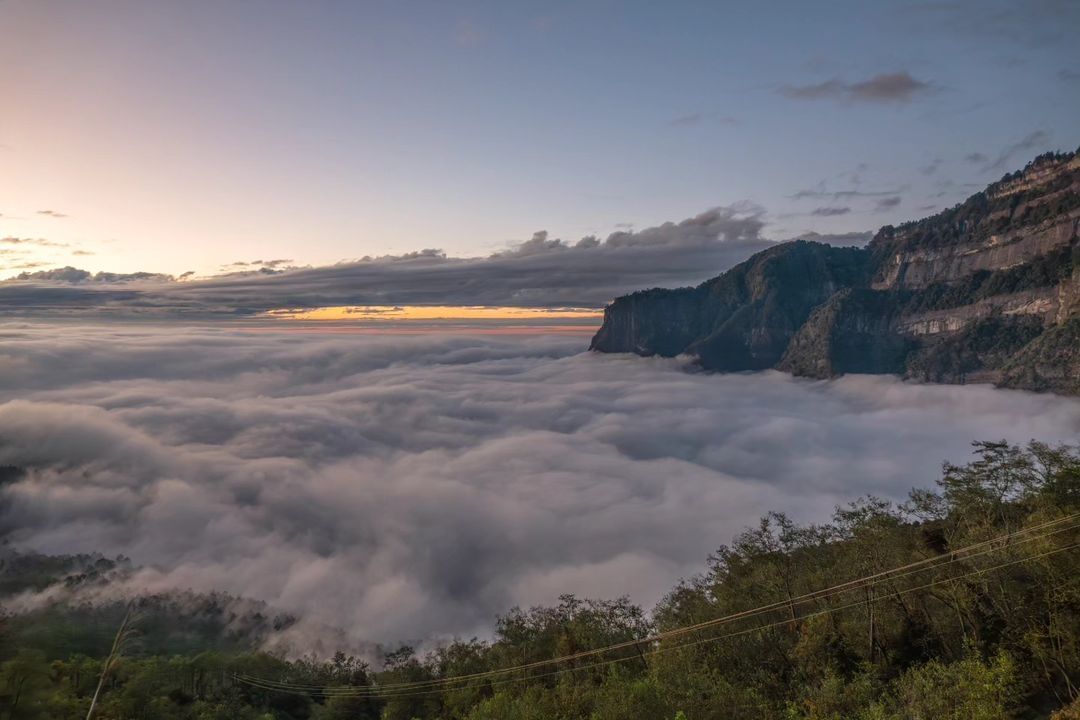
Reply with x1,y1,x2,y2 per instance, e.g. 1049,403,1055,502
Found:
2,322,1077,653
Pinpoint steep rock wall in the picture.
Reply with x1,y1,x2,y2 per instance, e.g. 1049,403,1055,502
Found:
590,149,1080,394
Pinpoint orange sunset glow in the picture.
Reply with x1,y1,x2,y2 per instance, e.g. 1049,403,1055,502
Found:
264,305,604,322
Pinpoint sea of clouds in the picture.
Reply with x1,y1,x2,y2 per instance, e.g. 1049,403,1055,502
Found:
1,322,1078,652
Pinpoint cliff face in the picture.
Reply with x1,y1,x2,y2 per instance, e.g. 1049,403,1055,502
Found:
590,241,868,370
590,149,1080,394
589,286,707,358
777,289,909,377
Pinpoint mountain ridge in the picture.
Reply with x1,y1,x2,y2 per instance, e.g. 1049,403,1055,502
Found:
590,149,1080,394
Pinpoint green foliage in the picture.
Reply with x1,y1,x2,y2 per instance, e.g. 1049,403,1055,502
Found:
1,440,1078,719
1000,317,1080,394
874,152,1080,253
904,315,1045,383
885,651,1019,720
900,244,1075,316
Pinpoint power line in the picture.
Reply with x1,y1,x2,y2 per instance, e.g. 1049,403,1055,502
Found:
236,514,1079,695
235,541,1078,699
234,513,1079,698
253,511,1080,694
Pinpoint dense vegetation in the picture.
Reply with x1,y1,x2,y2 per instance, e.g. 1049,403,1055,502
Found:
2,440,1079,719
899,244,1076,316
869,149,1080,254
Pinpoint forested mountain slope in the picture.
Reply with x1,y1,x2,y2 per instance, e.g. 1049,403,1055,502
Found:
591,150,1080,394
2,440,1079,718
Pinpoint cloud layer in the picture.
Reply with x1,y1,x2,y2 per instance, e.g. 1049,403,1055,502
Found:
1,323,1077,651
0,205,792,317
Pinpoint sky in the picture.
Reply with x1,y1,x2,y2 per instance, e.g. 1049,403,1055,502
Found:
1,0,1077,281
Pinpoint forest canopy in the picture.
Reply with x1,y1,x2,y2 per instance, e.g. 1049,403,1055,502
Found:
1,440,1078,719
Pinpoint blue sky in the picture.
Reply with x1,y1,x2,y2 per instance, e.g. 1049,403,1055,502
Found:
0,0,1077,276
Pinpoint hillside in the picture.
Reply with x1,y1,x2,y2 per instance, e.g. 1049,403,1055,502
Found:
590,150,1080,393
2,440,1078,718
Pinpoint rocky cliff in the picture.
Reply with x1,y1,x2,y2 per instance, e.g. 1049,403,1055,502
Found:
590,149,1080,394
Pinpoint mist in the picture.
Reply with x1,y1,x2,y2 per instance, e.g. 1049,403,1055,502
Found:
1,322,1077,651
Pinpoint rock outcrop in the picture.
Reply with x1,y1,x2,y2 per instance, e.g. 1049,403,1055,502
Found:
590,149,1080,394
591,241,868,371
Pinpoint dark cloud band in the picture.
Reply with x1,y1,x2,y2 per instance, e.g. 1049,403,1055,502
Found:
0,205,782,317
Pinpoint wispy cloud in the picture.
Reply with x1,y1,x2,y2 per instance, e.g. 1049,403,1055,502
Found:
980,130,1051,172
810,206,851,217
875,196,902,212
222,258,295,271
791,186,905,201
1,237,68,248
667,112,737,128
669,113,703,127
778,72,934,103
36,210,69,219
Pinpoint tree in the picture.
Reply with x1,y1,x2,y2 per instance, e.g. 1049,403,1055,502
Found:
886,652,1019,720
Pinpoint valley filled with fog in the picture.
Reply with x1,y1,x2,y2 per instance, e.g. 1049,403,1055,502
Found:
2,322,1077,652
